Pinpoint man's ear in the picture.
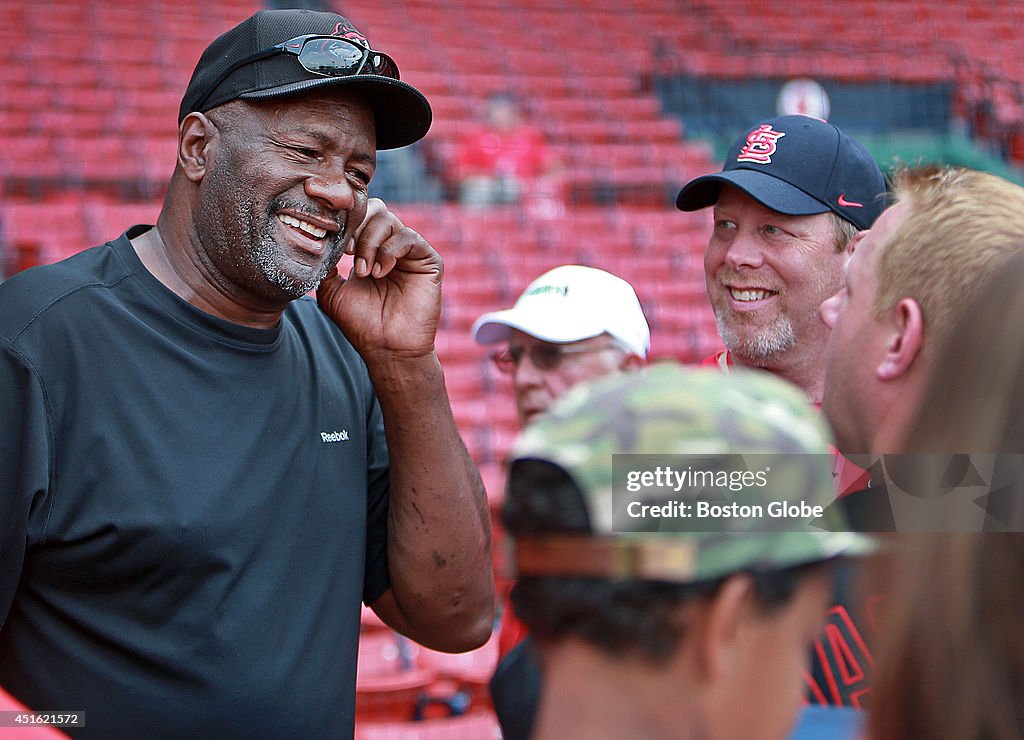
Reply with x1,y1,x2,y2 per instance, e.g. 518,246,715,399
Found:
178,112,217,183
876,297,924,381
847,231,866,257
697,574,755,682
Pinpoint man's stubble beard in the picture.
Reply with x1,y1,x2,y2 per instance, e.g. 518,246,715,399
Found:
250,198,347,299
716,309,797,366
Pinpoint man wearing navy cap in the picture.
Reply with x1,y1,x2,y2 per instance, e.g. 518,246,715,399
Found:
677,114,885,405
0,9,493,736
676,116,886,713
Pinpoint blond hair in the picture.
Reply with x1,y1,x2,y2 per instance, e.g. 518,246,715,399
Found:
873,166,1024,344
829,211,859,253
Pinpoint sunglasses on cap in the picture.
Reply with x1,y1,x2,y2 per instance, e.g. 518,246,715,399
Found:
491,343,623,374
194,34,401,112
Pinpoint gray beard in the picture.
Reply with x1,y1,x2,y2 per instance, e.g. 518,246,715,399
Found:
716,313,797,366
252,200,346,298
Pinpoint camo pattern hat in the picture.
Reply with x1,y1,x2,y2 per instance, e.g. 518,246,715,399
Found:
510,363,873,584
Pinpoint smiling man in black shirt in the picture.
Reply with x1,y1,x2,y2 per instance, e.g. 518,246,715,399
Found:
0,9,493,737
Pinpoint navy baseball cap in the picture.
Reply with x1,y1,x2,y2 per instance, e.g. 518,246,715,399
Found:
676,115,885,231
179,9,431,150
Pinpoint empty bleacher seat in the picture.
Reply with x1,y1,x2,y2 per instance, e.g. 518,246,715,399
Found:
357,631,436,723
355,710,501,739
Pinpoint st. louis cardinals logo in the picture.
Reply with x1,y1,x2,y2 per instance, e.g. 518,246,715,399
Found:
332,21,368,47
737,124,786,164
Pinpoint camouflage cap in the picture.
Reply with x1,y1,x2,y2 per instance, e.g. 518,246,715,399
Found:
510,362,873,584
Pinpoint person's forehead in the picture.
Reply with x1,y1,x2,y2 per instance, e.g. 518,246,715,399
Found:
240,92,376,157
872,199,909,243
853,200,908,270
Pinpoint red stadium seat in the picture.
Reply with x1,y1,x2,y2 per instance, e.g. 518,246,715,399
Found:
419,633,500,690
361,605,391,634
355,710,501,739
357,631,436,722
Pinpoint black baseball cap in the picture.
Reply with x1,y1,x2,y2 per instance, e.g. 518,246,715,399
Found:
676,115,885,231
178,9,431,150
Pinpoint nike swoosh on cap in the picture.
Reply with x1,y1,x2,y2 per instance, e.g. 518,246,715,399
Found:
837,194,864,208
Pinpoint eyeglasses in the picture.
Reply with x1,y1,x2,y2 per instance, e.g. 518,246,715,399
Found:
194,34,401,111
491,343,621,374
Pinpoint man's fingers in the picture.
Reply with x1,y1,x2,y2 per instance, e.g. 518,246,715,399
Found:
350,206,440,280
359,233,420,279
350,202,403,278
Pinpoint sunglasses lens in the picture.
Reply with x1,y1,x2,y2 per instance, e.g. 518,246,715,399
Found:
367,52,400,79
297,38,367,76
531,348,562,371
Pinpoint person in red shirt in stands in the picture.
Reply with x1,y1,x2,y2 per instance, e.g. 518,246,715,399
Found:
454,92,560,213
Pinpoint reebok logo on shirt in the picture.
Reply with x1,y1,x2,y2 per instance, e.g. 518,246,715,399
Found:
320,430,349,443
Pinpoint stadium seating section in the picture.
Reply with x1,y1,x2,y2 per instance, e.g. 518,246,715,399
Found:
3,0,1024,733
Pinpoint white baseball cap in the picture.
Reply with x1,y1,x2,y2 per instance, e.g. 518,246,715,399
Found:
471,265,651,358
